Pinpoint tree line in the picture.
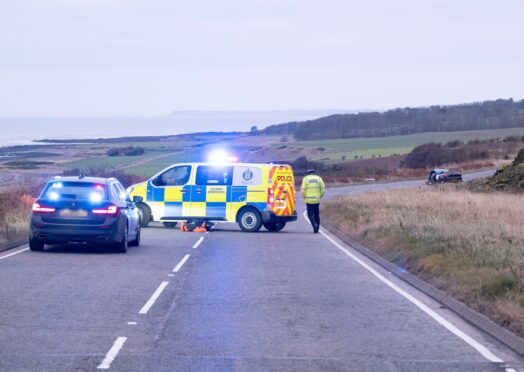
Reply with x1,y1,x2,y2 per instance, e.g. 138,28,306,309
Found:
259,99,524,140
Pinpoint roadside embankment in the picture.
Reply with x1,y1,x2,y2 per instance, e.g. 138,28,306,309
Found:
323,186,524,336
0,185,42,247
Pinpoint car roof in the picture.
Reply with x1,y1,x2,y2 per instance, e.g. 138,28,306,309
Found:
49,176,116,184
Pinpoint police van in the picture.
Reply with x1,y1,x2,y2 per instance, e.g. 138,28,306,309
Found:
127,162,297,232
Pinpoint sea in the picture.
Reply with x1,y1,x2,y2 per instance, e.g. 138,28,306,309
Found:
0,110,350,147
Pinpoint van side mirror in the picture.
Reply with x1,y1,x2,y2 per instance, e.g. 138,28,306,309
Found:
132,195,143,203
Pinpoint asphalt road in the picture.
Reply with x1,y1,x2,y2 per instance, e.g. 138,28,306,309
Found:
1,170,522,371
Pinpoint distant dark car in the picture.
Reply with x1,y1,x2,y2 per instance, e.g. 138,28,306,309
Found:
29,176,142,253
427,169,463,184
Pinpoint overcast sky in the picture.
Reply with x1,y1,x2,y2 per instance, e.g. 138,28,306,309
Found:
1,0,523,117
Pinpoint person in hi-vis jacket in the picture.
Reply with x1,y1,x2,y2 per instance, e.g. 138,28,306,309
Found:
300,169,325,233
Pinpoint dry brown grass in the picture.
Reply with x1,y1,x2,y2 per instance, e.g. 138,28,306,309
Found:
0,185,42,243
323,186,524,336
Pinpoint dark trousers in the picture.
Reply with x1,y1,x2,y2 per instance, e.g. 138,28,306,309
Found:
306,203,320,231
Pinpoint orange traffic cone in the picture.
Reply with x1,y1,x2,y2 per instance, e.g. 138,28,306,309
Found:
193,223,207,233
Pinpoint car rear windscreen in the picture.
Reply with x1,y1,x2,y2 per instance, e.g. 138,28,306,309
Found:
42,181,108,201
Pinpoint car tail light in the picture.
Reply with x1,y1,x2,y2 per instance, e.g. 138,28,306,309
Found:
268,188,275,206
32,203,56,213
92,205,118,215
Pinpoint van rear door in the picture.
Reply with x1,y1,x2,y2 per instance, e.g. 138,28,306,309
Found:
268,165,296,216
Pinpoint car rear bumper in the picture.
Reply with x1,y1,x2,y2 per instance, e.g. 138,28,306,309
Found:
261,211,298,224
30,220,123,245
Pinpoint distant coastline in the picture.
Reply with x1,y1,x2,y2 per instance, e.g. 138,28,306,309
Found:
0,109,351,148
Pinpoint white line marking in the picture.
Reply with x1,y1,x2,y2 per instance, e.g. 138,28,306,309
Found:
173,254,190,273
97,336,127,369
168,274,174,277
127,322,137,325
192,237,204,249
303,211,504,364
139,282,169,314
0,247,29,261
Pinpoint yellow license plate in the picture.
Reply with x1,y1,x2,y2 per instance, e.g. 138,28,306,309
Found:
276,199,286,209
60,209,88,217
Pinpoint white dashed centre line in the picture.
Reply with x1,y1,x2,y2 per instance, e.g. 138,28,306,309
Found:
0,247,29,261
97,336,127,370
192,237,204,249
127,322,137,325
139,282,169,315
173,254,190,272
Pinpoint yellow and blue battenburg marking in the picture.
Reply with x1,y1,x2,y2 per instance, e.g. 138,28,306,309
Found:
146,181,269,220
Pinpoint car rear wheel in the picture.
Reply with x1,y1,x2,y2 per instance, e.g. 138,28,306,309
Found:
29,238,44,251
129,227,141,247
137,203,151,227
238,208,262,232
263,221,286,232
163,222,178,228
115,225,128,253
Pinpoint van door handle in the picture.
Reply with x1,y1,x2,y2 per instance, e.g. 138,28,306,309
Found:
195,189,203,194
180,189,187,193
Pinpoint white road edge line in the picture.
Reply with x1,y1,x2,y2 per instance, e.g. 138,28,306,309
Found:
0,247,29,261
139,281,169,315
97,336,127,370
173,254,191,273
303,211,504,364
192,237,204,249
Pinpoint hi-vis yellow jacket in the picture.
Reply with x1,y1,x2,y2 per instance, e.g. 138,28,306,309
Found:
301,174,325,204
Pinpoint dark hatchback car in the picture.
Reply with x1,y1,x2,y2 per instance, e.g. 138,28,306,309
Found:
29,176,142,253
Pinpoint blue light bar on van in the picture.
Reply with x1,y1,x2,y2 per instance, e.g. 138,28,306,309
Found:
207,149,239,164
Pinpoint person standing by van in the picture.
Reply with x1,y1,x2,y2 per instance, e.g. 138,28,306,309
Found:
301,169,325,233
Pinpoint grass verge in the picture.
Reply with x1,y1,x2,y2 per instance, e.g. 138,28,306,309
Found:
322,186,524,336
0,184,44,244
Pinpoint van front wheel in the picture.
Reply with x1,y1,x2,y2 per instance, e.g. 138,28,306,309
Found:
137,203,151,227
238,208,262,232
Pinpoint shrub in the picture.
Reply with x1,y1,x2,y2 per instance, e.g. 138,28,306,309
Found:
446,140,463,148
106,146,145,157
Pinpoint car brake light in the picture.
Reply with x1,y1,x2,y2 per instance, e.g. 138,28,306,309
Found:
32,203,56,213
92,205,118,215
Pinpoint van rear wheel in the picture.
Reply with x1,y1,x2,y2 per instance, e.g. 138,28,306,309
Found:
263,221,286,232
238,208,262,232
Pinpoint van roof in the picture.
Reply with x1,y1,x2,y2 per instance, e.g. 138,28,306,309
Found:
166,162,291,168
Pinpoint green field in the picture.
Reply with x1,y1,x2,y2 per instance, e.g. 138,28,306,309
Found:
123,151,208,177
316,147,413,163
59,127,524,175
293,128,524,161
64,152,163,170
